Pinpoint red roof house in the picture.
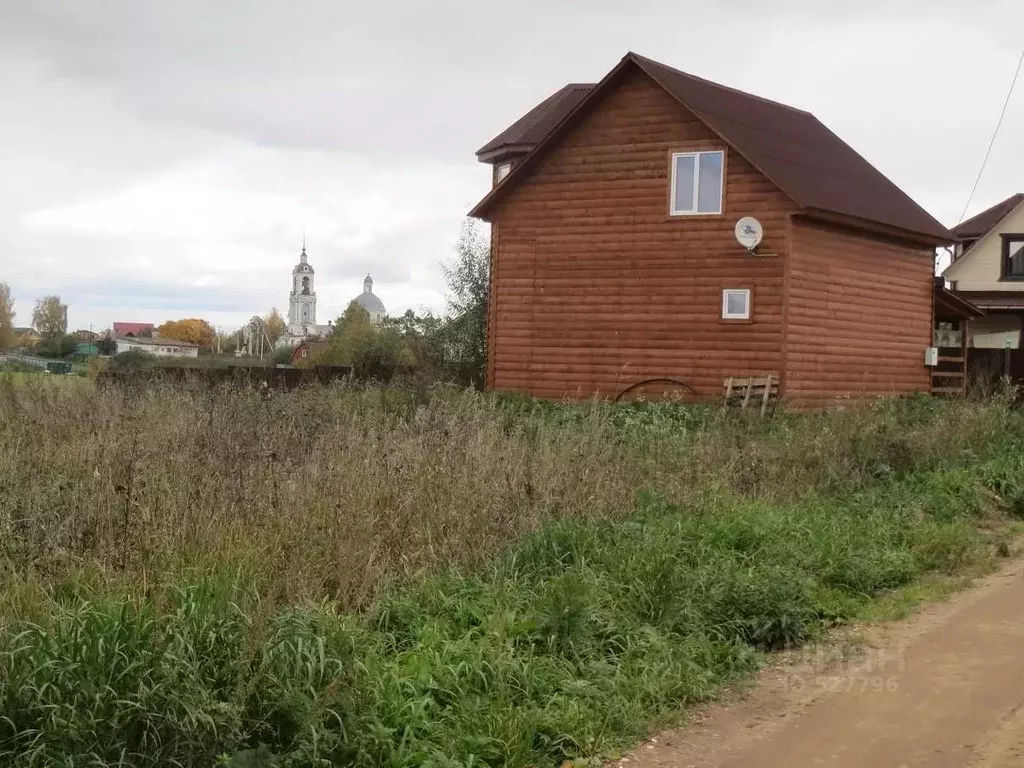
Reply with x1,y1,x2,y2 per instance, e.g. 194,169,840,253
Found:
112,322,154,338
289,341,329,366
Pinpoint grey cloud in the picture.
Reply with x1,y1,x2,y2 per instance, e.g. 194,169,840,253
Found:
3,0,1024,331
5,0,1015,157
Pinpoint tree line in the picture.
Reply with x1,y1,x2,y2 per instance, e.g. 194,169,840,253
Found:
0,219,490,385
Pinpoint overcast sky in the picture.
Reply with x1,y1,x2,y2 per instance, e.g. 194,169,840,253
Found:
2,0,1023,332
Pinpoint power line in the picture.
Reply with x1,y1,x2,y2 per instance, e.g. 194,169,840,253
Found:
958,44,1024,225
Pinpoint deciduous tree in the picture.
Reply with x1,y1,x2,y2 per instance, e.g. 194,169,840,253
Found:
441,219,490,385
0,282,14,350
315,302,397,379
36,334,77,358
381,309,444,375
217,331,239,356
325,301,374,363
32,295,68,339
156,318,216,349
264,308,286,345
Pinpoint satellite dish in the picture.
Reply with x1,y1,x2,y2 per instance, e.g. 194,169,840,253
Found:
735,217,764,252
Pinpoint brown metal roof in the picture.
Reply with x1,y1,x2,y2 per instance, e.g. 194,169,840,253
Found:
472,52,952,244
951,193,1024,240
950,291,1024,310
475,83,595,162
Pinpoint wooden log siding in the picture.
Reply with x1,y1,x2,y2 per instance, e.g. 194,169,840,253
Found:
486,68,798,400
783,219,934,406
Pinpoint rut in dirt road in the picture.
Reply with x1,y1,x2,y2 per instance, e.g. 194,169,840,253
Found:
617,556,1024,768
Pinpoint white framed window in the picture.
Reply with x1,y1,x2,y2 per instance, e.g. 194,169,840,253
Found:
670,150,724,215
495,162,511,182
722,289,751,320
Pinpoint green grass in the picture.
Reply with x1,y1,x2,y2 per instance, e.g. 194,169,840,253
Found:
853,575,970,622
3,440,1024,766
0,370,88,387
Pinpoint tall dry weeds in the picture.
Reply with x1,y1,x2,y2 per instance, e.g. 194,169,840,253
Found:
0,376,1016,608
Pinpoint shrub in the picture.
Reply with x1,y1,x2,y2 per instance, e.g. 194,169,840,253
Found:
108,348,155,371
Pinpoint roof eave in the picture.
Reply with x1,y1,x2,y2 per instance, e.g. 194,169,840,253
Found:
933,278,985,318
475,144,534,164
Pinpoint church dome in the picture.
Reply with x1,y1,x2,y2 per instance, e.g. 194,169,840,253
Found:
354,274,386,316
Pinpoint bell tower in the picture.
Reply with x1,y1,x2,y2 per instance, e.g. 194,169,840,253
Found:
288,244,317,333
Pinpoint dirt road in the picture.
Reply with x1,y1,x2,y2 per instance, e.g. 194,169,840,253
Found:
617,556,1024,767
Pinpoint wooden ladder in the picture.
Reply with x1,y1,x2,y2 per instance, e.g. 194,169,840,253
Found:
723,375,779,415
931,354,967,396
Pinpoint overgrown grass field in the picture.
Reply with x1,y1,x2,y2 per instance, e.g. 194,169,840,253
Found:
1,375,1023,766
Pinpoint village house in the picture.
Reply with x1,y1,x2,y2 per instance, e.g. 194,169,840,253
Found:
943,193,1024,348
471,52,953,407
289,341,329,366
114,335,199,358
12,327,40,346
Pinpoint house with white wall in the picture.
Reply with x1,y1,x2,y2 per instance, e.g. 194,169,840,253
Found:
944,193,1024,348
114,336,199,358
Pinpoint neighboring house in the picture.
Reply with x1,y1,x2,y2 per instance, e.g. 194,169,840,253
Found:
289,341,330,366
73,329,99,341
13,327,40,344
470,52,952,407
943,193,1024,348
115,335,199,358
113,322,154,338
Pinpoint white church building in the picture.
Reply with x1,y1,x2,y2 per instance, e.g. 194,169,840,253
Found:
277,244,388,348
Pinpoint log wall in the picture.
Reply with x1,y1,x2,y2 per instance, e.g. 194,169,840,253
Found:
783,219,933,406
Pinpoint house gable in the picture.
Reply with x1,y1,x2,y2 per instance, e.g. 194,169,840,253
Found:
944,197,1024,291
473,52,951,245
473,56,797,222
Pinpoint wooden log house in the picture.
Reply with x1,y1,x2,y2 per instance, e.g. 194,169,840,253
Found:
470,52,955,408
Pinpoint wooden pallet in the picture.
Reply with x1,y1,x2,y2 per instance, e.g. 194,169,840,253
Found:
723,375,779,415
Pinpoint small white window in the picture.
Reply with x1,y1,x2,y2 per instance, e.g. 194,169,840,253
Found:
670,150,724,215
495,162,511,182
722,289,751,320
